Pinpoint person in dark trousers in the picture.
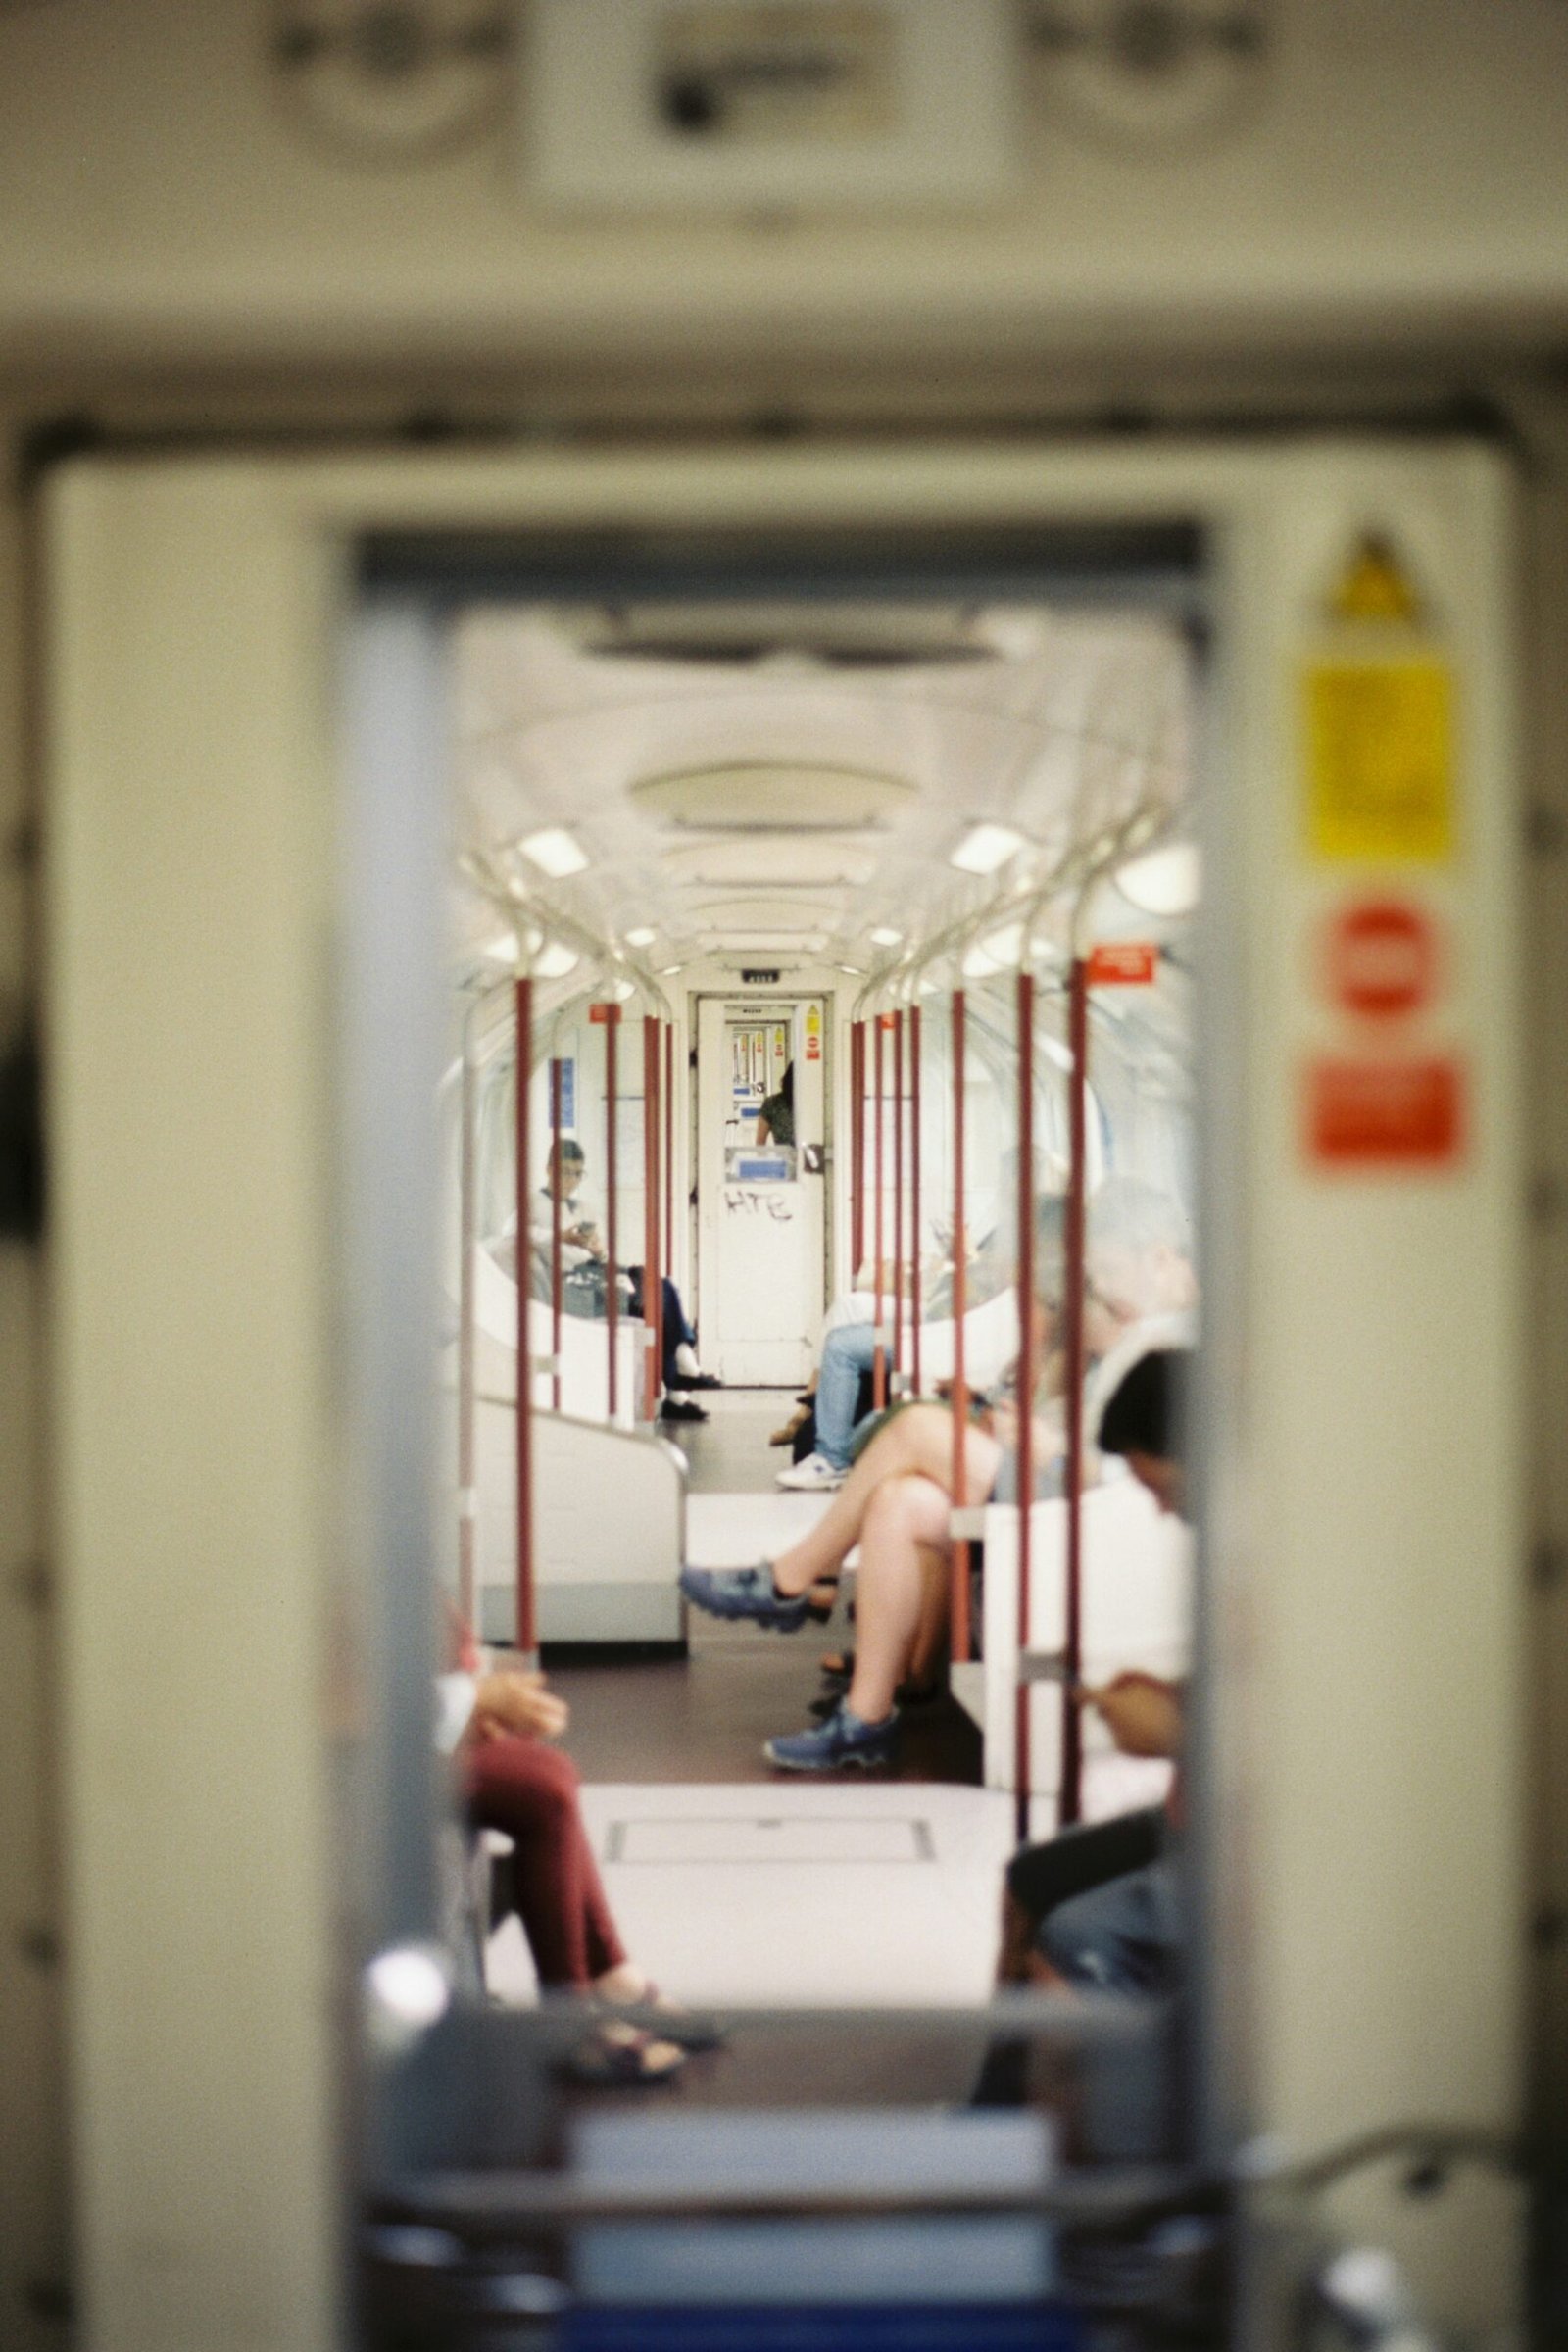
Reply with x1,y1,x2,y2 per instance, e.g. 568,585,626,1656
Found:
529,1135,718,1420
974,1348,1191,2101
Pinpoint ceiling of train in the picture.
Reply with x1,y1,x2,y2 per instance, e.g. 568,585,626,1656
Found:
450,600,1193,992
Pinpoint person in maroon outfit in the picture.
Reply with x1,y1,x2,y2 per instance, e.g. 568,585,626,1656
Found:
461,1671,634,1994
448,1658,690,2081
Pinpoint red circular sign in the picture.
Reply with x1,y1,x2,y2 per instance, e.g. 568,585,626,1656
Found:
1325,898,1439,1020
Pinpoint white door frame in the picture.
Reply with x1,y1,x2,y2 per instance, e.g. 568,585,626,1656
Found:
45,441,1522,2346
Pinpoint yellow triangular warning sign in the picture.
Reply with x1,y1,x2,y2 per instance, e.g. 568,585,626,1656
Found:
1328,533,1424,624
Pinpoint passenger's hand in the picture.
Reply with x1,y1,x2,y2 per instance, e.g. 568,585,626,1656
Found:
1074,1672,1182,1759
472,1670,569,1743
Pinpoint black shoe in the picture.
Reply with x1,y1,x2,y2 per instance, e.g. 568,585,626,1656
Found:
811,1671,939,1720
683,1370,722,1390
661,1396,709,1423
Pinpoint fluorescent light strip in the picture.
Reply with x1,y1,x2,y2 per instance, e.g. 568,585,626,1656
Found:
518,826,590,879
533,941,580,979
1115,843,1201,917
951,822,1026,876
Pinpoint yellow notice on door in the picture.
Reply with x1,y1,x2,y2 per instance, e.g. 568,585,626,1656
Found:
1304,659,1456,864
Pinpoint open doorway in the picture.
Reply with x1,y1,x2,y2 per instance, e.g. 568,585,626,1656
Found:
431,555,1200,2062
44,443,1525,2340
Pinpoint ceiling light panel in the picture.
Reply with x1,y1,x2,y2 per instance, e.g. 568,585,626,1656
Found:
518,826,590,878
1115,842,1201,917
951,822,1027,876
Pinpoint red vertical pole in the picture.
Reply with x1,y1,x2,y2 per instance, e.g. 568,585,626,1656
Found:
949,991,971,1662
909,1004,922,1396
892,1009,906,1381
872,1013,887,1410
549,1056,564,1415
643,1014,662,1420
850,1020,865,1276
1014,971,1036,1845
458,1027,478,1635
1060,959,1090,1829
514,977,536,1657
604,1004,620,1421
663,1020,675,1280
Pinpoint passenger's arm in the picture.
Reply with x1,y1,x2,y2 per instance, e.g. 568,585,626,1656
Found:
1077,1673,1183,1759
470,1670,569,1744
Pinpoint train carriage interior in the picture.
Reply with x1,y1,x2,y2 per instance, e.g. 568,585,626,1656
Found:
17,11,1568,2348
359,541,1213,2326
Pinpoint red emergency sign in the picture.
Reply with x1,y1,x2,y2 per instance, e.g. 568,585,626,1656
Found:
1306,1056,1464,1168
1325,897,1439,1020
1086,942,1158,986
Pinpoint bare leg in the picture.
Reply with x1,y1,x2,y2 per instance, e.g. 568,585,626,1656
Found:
769,1404,1000,1597
843,1473,962,1722
997,1885,1037,1984
905,1548,952,1690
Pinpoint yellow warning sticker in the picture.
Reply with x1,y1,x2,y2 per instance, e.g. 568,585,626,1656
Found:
1304,660,1456,864
1327,533,1425,625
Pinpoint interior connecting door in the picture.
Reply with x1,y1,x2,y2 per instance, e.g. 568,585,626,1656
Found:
696,994,827,1384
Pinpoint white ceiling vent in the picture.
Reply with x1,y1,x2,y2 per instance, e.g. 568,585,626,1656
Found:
632,762,914,832
692,898,839,932
661,837,880,889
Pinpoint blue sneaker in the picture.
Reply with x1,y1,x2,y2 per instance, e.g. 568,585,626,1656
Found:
764,1704,899,1773
679,1561,816,1632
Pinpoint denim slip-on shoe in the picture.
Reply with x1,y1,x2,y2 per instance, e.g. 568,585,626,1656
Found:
764,1703,899,1773
678,1562,818,1632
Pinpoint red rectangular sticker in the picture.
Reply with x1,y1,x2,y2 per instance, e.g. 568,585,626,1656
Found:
1087,942,1158,986
588,1002,622,1025
1306,1057,1464,1168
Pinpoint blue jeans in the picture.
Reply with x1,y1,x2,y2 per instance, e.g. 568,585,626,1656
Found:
814,1319,878,1469
1039,1859,1182,1994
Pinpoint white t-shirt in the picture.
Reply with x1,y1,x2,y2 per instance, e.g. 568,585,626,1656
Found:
524,1178,606,1271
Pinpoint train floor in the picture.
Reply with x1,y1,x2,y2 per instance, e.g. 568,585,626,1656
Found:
506,1390,1012,2026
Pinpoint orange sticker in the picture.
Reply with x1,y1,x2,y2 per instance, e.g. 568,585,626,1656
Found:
1306,1057,1464,1168
1087,942,1158,986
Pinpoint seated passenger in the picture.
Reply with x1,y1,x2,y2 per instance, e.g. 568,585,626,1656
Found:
437,1654,693,2082
681,1395,1010,1770
1001,1348,1191,1998
1078,1178,1198,1439
776,1175,1063,1493
526,1135,718,1421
